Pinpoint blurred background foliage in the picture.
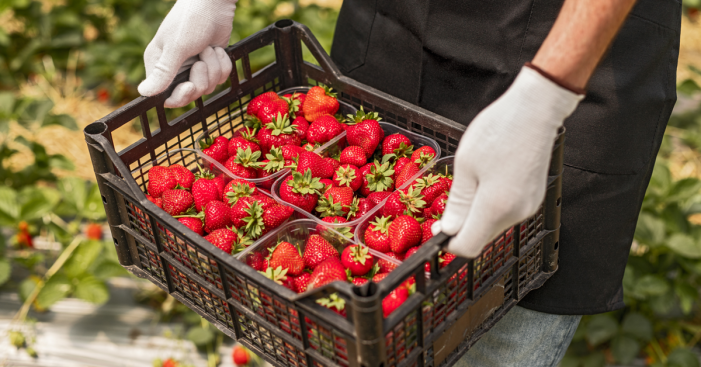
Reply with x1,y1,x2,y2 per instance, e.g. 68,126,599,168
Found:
2,0,701,365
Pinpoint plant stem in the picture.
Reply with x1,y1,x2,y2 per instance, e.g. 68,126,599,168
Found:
12,236,82,324
650,338,667,363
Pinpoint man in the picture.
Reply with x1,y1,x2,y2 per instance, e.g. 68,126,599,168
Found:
137,0,681,365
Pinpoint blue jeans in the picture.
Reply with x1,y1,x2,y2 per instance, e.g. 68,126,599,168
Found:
454,306,582,367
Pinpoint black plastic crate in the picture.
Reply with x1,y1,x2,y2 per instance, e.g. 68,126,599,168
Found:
84,20,563,367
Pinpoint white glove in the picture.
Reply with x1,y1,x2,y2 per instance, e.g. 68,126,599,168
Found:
138,0,236,108
433,65,584,259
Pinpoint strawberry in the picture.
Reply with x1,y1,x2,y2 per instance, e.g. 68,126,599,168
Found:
260,265,294,291
440,252,456,269
291,272,311,293
147,166,176,198
262,204,294,234
302,86,339,122
382,287,409,317
352,277,369,286
279,171,324,212
254,193,277,211
346,197,373,221
306,114,344,144
404,246,431,272
169,164,195,190
378,252,401,273
212,175,228,194
146,195,163,208
392,157,411,182
430,193,448,218
382,134,414,158
411,146,436,168
303,234,340,269
283,92,306,118
224,147,261,179
257,113,301,154
269,241,304,276
366,191,392,207
228,134,260,158
324,157,341,174
258,148,286,178
202,200,232,233
413,174,450,207
162,188,194,216
341,245,374,276
339,146,367,167
360,156,395,197
191,168,221,212
382,187,426,218
388,215,422,254
257,97,290,125
364,216,392,253
222,179,257,205
246,91,279,117
280,144,304,160
230,197,257,229
291,116,309,140
178,217,204,236
395,162,420,188
232,345,251,366
372,273,389,283
422,218,438,244
345,108,383,156
199,136,230,165
205,228,237,254
307,257,347,289
319,178,334,193
246,251,267,271
296,151,334,179
316,293,346,316
316,186,354,218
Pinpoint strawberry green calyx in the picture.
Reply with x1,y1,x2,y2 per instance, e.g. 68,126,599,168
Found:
239,128,259,143
350,245,372,265
316,292,345,311
315,196,346,218
287,170,324,195
244,116,263,131
345,106,381,125
335,226,353,239
266,113,297,136
346,197,361,220
322,85,337,98
259,265,289,284
232,227,253,254
242,201,265,239
370,216,392,234
225,183,256,206
199,137,215,150
282,95,302,115
195,164,215,180
366,156,395,192
414,152,434,168
413,174,440,190
398,187,427,214
235,147,262,168
392,142,414,159
335,166,357,187
264,147,286,172
441,165,453,179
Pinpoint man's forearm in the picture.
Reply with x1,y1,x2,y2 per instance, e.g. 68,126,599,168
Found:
532,0,637,90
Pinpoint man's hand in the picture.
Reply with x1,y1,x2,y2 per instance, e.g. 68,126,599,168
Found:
138,0,237,108
433,66,582,259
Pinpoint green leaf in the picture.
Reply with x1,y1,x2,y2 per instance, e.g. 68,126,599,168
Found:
650,292,676,315
48,154,75,171
621,313,653,341
42,113,78,130
649,162,672,194
19,187,60,221
582,351,606,367
19,277,38,301
92,260,127,280
675,282,698,315
36,274,71,309
634,275,669,297
585,314,618,346
63,240,103,278
0,187,19,224
667,348,701,367
677,78,701,95
668,178,701,203
82,183,106,220
0,258,10,286
666,233,701,259
611,335,640,365
0,92,15,115
634,213,666,246
73,274,109,304
186,327,214,346
58,177,87,214
17,99,53,126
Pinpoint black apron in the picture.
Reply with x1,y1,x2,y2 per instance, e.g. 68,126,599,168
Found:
331,0,681,315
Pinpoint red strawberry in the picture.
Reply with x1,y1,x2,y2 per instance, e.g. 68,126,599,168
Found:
388,215,422,254
440,252,456,269
405,246,430,272
366,191,392,207
228,134,260,158
254,193,277,211
290,116,308,140
439,176,453,191
284,92,307,118
411,146,436,168
341,245,374,276
262,204,294,233
178,217,204,236
325,157,341,174
382,134,414,158
146,195,163,209
191,169,221,212
247,251,267,271
430,193,448,218
339,146,367,167
364,216,392,253
395,162,420,188
346,197,373,221
360,158,395,197
258,149,286,178
162,189,193,216
307,257,347,289
346,109,383,156
303,234,340,270
306,114,344,144
291,272,311,293
316,186,354,218
199,135,230,165
392,157,411,182
319,178,334,193
257,97,289,125
147,166,176,198
230,197,257,229
378,252,401,273
205,228,237,254
279,171,324,212
352,277,369,286
169,164,195,190
202,200,232,233
224,147,261,179
372,273,389,283
280,144,304,160
302,86,339,122
383,287,409,317
232,345,251,366
257,113,301,154
316,293,346,316
212,175,228,194
296,151,334,179
422,218,438,244
383,187,426,218
413,174,450,207
246,91,278,117
222,179,257,205
269,241,304,276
